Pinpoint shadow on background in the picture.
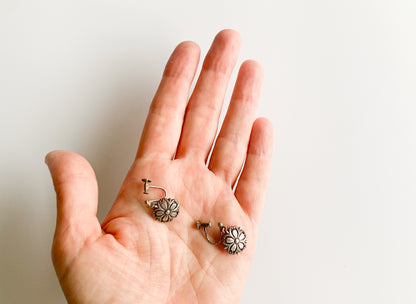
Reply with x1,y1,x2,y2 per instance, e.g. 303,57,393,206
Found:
0,57,157,303
88,80,153,222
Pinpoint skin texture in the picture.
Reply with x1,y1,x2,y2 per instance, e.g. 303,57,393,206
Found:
46,29,273,304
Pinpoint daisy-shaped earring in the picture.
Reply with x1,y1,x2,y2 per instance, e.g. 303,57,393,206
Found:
196,221,247,254
142,178,180,222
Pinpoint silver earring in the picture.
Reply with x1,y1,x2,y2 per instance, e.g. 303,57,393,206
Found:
142,178,180,222
196,221,247,254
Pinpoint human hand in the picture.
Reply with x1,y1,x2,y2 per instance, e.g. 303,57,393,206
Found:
46,29,273,304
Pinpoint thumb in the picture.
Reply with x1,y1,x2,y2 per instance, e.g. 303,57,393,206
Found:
45,150,102,267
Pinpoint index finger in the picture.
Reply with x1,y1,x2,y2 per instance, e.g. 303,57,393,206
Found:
136,41,200,159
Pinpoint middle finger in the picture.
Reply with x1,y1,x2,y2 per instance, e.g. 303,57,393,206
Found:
175,29,241,162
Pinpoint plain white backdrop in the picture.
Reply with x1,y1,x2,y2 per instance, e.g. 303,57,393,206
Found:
1,0,415,303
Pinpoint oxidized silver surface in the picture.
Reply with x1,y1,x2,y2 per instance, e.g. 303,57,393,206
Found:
221,226,247,254
197,221,247,254
152,198,180,222
142,178,180,222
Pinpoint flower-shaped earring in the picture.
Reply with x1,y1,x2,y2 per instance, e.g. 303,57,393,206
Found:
142,178,180,222
196,221,247,254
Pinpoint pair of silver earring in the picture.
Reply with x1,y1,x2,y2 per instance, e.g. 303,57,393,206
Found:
141,178,247,254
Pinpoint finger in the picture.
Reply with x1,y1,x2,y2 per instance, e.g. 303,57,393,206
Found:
234,118,273,222
175,29,242,161
45,150,102,267
136,41,201,159
209,60,264,185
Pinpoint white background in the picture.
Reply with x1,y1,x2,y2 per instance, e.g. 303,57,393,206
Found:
1,0,416,303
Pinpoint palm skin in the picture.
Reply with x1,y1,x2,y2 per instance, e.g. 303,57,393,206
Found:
46,30,273,304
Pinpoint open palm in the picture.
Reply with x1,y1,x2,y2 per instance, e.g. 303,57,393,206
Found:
46,30,273,304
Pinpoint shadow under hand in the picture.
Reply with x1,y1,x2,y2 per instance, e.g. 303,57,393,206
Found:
0,187,62,304
76,59,158,223
0,48,161,304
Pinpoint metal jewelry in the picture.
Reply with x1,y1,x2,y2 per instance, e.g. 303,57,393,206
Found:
196,221,247,254
141,178,179,222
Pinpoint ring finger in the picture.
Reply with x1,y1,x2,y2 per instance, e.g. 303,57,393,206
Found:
208,60,264,186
